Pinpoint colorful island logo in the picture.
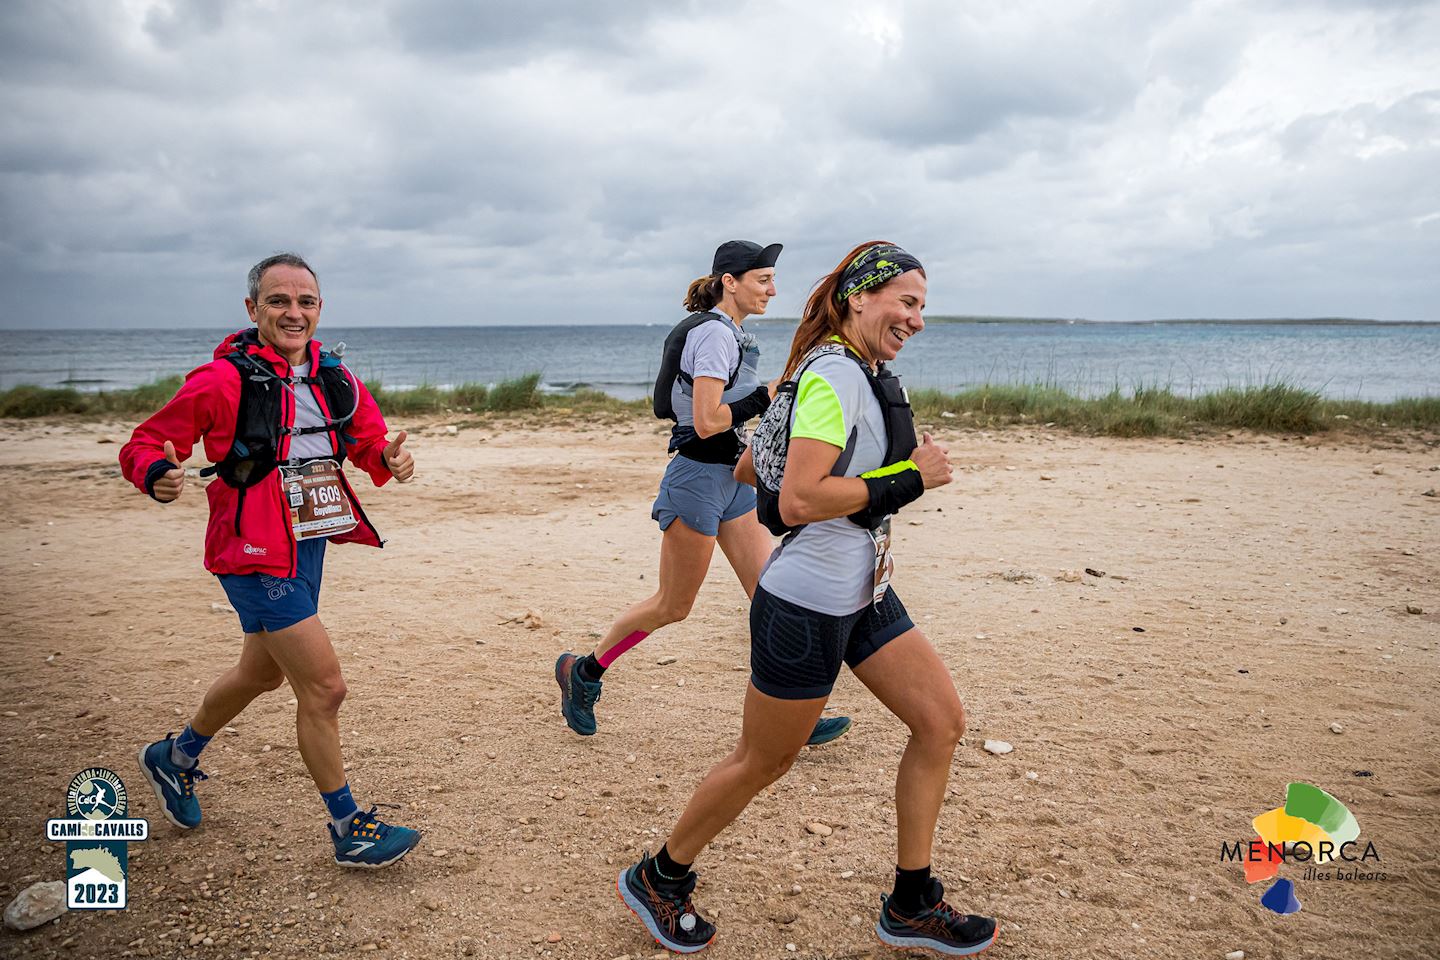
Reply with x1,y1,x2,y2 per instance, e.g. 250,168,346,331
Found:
1221,781,1379,914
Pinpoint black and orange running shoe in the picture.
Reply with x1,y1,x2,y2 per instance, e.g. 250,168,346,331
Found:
617,852,716,953
876,877,998,956
328,805,421,869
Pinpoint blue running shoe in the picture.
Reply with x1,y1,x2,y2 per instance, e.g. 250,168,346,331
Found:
806,715,853,746
617,853,715,954
137,736,207,829
875,878,998,956
555,652,602,736
329,806,421,869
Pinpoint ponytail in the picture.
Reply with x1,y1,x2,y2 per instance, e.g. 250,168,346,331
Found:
683,275,725,312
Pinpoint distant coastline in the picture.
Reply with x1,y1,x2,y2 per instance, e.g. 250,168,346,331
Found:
2,317,1438,333
753,316,1437,327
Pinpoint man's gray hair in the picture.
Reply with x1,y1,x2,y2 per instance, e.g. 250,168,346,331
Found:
247,253,319,302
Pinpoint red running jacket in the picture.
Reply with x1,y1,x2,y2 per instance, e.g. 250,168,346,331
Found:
120,330,393,577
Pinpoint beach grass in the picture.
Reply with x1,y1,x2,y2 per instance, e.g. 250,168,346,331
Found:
0,373,545,419
907,381,1439,436
2,374,1435,436
485,372,541,411
370,373,540,414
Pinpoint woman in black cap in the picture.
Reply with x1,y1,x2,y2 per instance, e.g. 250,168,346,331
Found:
614,241,997,956
554,241,851,749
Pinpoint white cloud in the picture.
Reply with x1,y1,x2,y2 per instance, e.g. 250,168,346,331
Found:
0,0,1436,327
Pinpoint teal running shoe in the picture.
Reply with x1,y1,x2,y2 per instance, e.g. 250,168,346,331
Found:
617,853,716,954
329,806,421,869
555,652,602,736
806,715,853,746
875,878,998,956
137,736,207,829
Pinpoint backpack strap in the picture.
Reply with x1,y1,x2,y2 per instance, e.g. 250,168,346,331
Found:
676,315,743,390
653,311,743,420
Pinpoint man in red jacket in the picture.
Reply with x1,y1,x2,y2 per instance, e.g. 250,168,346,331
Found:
120,253,422,869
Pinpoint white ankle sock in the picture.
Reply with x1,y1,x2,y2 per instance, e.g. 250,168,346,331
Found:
169,740,198,770
331,811,359,838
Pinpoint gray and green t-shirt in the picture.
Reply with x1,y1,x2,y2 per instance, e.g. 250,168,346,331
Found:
758,350,890,615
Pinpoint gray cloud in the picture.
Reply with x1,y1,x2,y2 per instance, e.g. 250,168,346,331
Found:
0,0,1436,328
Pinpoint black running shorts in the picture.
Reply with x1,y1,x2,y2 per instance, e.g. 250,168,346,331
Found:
749,584,915,700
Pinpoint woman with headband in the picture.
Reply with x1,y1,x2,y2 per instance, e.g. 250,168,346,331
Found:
616,242,997,956
554,241,851,749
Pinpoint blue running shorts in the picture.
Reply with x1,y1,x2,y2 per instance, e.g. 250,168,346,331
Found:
749,584,914,700
651,453,756,537
216,538,327,634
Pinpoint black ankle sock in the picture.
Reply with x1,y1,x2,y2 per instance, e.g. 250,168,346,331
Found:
891,864,932,914
651,844,691,882
577,653,605,683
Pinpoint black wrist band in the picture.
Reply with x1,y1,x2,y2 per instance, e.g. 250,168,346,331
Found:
728,385,772,428
850,465,924,527
145,458,179,501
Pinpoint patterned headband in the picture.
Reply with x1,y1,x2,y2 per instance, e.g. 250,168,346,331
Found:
836,243,923,302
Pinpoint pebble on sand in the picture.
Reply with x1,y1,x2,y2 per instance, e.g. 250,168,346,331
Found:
1225,952,1246,960
983,740,1014,755
3,880,66,931
1406,604,1424,615
656,655,678,665
1329,722,1344,734
805,822,833,837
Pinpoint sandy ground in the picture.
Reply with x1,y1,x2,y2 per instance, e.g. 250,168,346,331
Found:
0,414,1437,960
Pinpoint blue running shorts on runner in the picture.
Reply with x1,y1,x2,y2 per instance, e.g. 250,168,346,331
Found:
750,584,914,700
651,453,756,537
216,538,326,634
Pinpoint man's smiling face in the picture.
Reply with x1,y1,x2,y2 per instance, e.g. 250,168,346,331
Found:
246,263,321,363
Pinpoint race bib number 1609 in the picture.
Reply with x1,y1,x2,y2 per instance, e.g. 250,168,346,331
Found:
281,459,358,541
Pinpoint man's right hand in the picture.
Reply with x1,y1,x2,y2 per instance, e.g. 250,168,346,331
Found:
910,432,953,489
153,440,188,502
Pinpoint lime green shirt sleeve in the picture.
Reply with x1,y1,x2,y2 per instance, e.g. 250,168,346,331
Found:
790,370,847,449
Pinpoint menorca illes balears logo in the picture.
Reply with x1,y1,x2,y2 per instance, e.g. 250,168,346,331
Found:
1222,782,1379,914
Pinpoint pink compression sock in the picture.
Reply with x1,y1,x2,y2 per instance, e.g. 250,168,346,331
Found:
596,631,649,668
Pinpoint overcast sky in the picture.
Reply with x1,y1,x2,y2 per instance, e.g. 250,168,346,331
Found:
1,0,1437,328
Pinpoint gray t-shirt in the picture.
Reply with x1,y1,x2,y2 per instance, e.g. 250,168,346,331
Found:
759,351,889,615
669,311,762,440
287,361,335,460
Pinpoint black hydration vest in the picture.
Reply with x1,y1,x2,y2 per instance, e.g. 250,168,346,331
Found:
651,311,741,421
754,350,917,537
200,344,356,532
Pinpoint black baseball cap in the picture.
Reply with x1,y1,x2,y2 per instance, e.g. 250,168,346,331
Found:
712,240,782,278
